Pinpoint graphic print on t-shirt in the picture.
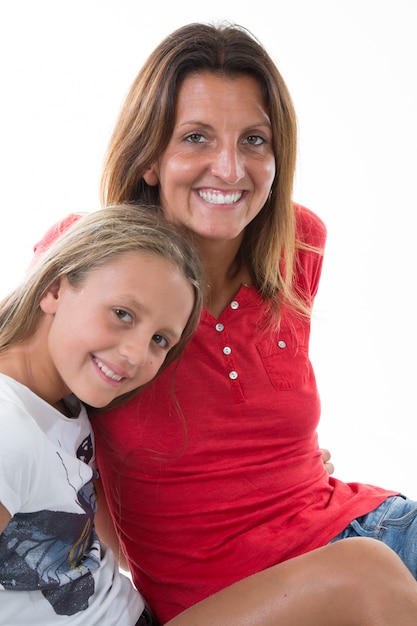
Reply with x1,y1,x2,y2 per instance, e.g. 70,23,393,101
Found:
0,434,100,616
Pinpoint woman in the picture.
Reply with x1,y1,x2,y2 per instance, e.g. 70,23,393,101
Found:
33,22,417,625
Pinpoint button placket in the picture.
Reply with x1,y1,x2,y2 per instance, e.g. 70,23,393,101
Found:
214,300,240,381
212,299,245,402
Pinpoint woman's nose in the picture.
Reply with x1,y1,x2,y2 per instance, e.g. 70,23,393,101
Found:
210,144,245,183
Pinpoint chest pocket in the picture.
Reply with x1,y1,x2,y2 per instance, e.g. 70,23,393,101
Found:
255,324,311,390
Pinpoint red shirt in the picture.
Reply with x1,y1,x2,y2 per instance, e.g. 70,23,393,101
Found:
34,205,396,624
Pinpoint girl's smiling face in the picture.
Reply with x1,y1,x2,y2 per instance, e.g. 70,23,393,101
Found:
39,251,194,408
144,72,276,245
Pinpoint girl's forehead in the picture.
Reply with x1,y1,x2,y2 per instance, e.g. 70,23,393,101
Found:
94,249,174,273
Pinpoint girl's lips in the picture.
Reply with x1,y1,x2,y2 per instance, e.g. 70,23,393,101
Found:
92,356,128,384
197,189,244,205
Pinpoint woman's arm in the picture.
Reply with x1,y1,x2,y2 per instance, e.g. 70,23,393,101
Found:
320,447,334,474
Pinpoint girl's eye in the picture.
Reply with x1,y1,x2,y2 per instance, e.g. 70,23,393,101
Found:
185,133,207,144
244,135,265,146
152,334,169,349
114,308,133,323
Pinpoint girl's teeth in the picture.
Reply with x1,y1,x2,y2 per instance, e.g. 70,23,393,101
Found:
95,358,123,381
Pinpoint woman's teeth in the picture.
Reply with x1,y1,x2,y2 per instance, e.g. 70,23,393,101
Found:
198,190,242,204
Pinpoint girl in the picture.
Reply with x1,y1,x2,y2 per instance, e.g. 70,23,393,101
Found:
0,205,202,625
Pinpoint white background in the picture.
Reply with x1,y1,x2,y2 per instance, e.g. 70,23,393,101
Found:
1,0,416,497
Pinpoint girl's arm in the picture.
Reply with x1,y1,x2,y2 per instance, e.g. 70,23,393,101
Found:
94,477,129,571
0,501,11,534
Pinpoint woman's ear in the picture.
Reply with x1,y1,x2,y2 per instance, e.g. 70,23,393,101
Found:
143,164,160,186
39,279,62,314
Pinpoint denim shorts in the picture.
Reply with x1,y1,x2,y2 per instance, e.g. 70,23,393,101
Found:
330,495,417,578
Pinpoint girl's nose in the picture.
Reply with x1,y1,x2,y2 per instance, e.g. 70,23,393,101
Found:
119,337,149,367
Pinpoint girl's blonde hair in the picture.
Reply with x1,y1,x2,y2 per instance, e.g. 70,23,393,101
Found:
100,21,321,320
0,205,203,404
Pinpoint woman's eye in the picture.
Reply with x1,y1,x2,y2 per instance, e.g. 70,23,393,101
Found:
114,308,132,323
152,334,169,349
245,135,265,146
185,133,207,144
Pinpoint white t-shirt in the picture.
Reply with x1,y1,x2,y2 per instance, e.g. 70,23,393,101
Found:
0,374,145,625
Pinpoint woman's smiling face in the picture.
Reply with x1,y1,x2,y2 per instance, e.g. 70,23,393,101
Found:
144,72,276,245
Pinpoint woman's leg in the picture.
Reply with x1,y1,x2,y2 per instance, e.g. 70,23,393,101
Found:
165,537,417,626
331,495,417,579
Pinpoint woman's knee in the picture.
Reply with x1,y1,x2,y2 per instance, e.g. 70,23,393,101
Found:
327,537,417,624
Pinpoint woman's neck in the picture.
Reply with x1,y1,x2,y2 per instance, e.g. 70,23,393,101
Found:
194,237,252,318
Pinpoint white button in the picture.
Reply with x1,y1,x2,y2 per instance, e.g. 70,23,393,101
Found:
230,300,239,309
229,371,238,380
278,340,286,349
215,323,224,332
223,346,232,355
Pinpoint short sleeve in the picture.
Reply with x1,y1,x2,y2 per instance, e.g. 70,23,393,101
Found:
30,213,84,266
294,203,327,301
0,405,39,516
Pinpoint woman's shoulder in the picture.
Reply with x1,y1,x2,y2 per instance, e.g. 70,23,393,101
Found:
294,203,327,248
31,213,85,263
